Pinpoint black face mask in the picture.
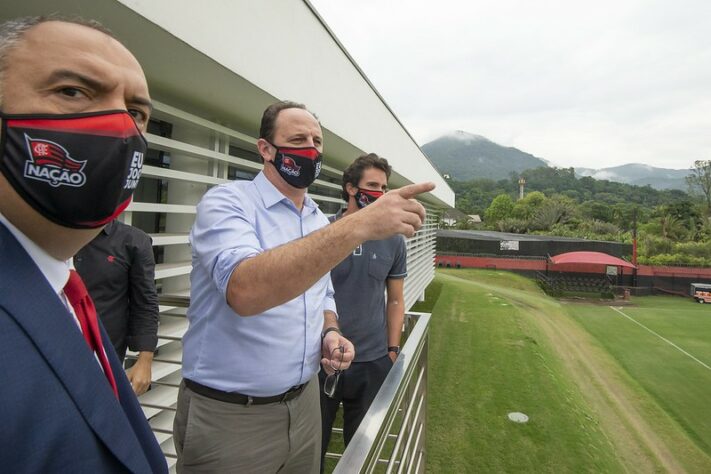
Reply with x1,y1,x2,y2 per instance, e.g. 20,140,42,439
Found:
0,110,147,229
268,141,322,189
355,188,384,208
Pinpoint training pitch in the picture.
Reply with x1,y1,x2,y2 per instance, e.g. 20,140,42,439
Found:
419,268,711,473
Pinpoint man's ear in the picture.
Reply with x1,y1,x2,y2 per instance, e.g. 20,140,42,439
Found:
345,182,358,197
257,138,275,163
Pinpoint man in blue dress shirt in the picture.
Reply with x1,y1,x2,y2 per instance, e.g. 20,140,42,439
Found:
174,101,435,473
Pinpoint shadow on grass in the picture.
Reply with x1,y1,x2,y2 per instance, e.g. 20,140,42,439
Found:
410,279,444,314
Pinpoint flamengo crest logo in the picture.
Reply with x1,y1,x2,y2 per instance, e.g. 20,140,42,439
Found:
280,156,301,177
23,134,87,187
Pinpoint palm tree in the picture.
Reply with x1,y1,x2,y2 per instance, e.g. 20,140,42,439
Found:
686,160,711,214
658,214,684,240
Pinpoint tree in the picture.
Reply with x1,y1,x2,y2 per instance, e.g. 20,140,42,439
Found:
610,203,648,231
658,214,685,240
484,194,514,225
580,200,614,222
686,160,711,213
530,196,577,231
512,191,547,219
497,218,529,233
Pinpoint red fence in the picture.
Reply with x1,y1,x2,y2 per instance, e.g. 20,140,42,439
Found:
436,256,546,271
435,255,711,280
637,265,711,279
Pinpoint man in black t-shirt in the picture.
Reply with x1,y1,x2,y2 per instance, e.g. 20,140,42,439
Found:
75,219,159,395
320,154,407,469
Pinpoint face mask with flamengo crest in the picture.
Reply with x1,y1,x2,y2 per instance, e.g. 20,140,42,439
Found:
268,141,322,189
355,188,384,208
0,110,147,228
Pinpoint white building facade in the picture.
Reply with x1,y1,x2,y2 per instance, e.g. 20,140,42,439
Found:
2,1,454,467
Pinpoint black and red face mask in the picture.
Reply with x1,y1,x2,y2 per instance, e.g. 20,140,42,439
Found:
355,188,384,208
268,141,322,189
0,110,147,229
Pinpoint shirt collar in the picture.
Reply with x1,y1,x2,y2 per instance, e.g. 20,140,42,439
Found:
253,171,318,215
102,219,117,236
0,212,71,295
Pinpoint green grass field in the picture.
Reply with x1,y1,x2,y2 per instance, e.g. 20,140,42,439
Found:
412,268,711,473
567,298,711,460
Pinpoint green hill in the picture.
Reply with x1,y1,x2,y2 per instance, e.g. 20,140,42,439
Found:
422,131,548,181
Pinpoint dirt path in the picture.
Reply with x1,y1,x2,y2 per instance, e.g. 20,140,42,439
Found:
522,302,684,473
439,273,688,473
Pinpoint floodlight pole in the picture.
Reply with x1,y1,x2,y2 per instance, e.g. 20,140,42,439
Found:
632,208,638,289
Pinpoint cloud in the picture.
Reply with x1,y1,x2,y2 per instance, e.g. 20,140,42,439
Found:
311,0,711,170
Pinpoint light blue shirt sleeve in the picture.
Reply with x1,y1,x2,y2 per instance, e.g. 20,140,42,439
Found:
324,276,338,316
190,185,262,297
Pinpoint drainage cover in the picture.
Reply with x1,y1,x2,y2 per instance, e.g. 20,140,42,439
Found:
507,412,529,423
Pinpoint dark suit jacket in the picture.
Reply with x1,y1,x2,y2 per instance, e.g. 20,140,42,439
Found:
0,222,167,473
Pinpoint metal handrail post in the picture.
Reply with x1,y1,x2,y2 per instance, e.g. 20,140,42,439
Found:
333,312,430,474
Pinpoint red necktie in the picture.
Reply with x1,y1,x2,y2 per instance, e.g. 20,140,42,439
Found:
63,269,119,398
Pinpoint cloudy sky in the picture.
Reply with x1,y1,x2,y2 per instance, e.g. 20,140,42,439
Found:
310,0,711,170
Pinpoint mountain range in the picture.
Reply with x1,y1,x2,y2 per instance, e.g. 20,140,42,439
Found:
422,131,690,191
574,164,688,190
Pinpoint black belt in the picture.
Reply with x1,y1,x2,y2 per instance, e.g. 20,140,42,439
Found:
184,378,308,406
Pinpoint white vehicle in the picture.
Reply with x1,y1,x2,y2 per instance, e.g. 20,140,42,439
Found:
691,283,711,304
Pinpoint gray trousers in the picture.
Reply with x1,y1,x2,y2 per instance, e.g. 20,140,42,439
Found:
173,376,321,473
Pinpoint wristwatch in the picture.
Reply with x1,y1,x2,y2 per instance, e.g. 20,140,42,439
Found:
388,346,400,355
322,327,342,339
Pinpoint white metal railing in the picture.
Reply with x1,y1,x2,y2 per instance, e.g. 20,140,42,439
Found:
330,312,430,474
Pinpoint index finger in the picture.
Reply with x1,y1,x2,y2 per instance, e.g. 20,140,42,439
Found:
396,182,435,200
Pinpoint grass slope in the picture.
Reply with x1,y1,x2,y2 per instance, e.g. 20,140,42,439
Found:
568,298,711,463
416,269,711,473
415,270,622,472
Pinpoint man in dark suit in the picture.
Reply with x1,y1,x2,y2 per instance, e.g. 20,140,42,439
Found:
0,17,167,473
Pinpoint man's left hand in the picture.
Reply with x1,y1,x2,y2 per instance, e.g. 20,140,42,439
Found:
126,357,152,396
321,332,355,374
